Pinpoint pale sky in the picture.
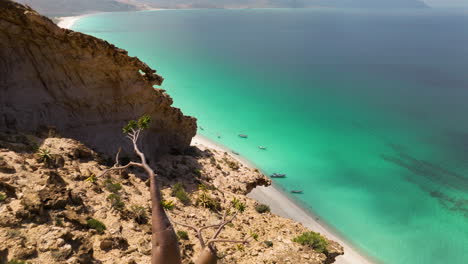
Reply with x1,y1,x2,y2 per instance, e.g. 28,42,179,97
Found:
424,0,468,7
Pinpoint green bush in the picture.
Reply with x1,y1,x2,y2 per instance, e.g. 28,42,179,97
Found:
171,183,191,205
177,230,189,240
161,200,175,210
104,179,122,193
8,260,28,264
231,197,246,212
84,173,97,183
0,192,6,202
264,240,273,247
250,232,259,241
107,193,125,210
55,217,64,227
292,231,328,254
255,204,270,214
196,192,220,211
36,148,51,163
87,218,106,234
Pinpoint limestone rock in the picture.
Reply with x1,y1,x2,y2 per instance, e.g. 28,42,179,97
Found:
0,0,197,161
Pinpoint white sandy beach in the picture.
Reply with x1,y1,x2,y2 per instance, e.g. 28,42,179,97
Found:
56,9,164,30
192,134,376,264
56,15,87,29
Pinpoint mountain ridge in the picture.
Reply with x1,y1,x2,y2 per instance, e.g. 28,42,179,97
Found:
13,0,429,16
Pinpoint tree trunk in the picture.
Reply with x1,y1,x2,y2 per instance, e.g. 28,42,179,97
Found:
149,169,182,264
195,247,218,264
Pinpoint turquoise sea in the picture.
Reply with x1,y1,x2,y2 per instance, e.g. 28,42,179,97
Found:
73,8,468,264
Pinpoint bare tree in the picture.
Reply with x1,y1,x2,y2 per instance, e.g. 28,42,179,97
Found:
100,116,182,264
172,197,254,264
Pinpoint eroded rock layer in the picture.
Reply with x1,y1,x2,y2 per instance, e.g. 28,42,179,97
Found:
0,0,197,160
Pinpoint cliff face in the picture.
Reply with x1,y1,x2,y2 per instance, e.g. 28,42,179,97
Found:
0,0,197,160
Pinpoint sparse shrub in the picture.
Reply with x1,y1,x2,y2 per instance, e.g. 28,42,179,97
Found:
84,173,97,183
161,200,175,210
231,197,246,212
196,192,220,211
177,230,189,240
55,217,64,227
198,184,208,191
130,205,148,224
193,169,202,177
87,218,106,234
8,260,28,264
107,193,125,210
292,231,329,254
104,179,122,193
250,232,259,241
236,244,245,251
264,240,273,247
209,156,216,165
0,192,6,202
255,204,270,214
171,183,190,205
36,148,51,162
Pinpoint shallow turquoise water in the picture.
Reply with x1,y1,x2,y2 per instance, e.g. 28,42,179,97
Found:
74,9,468,264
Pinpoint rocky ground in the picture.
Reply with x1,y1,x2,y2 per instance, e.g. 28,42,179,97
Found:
0,132,343,264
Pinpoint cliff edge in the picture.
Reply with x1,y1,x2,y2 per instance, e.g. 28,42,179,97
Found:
0,0,197,160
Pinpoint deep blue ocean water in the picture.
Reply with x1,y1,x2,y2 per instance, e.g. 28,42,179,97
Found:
73,8,468,264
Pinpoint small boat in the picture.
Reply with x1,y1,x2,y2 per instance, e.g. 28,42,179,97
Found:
232,151,240,155
271,173,286,178
238,134,248,138
200,126,204,131
291,190,303,194
217,134,221,139
258,146,267,150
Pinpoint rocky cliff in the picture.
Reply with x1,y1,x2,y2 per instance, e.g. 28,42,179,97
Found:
0,133,343,264
0,0,197,161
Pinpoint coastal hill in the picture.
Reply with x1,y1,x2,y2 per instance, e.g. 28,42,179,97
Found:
0,1,344,263
0,0,196,161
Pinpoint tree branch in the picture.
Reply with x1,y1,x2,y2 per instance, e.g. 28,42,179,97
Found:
114,147,122,167
171,218,221,248
212,211,239,240
98,161,144,178
207,238,249,245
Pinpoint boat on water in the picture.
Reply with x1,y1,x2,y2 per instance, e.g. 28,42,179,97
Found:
232,151,240,155
258,146,267,150
199,126,204,130
291,190,303,194
238,134,248,138
271,173,286,178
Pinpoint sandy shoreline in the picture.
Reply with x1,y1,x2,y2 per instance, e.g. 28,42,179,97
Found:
56,14,93,29
192,134,376,264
